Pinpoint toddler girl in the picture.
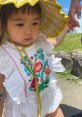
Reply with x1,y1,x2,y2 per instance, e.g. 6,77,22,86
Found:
0,0,70,117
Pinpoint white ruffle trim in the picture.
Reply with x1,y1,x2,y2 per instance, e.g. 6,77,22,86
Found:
4,81,62,117
3,71,27,104
41,82,63,116
48,55,65,72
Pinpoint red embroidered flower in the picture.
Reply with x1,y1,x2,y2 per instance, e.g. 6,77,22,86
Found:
34,61,42,73
31,78,39,88
45,67,51,75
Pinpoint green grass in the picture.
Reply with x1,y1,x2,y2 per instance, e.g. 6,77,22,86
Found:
54,33,82,81
57,71,71,79
55,33,82,52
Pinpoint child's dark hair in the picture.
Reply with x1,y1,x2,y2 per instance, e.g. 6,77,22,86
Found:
0,3,41,43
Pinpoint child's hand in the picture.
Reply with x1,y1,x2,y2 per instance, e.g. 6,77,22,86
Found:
0,74,6,103
68,18,79,31
64,23,75,32
0,74,6,117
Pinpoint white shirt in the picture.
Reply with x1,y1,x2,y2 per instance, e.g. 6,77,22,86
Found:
0,33,64,117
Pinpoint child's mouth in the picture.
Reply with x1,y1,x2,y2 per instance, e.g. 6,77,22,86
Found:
24,38,32,41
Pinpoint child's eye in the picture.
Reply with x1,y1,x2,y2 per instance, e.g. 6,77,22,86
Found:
16,23,24,27
32,21,40,26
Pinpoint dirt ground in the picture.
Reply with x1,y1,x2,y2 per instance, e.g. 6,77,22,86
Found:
57,78,82,117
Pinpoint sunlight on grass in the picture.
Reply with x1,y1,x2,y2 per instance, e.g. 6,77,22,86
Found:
55,33,82,52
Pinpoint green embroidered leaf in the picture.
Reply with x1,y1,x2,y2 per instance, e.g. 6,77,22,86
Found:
24,56,27,61
45,78,49,84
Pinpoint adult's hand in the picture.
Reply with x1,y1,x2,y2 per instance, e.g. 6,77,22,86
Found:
68,0,81,27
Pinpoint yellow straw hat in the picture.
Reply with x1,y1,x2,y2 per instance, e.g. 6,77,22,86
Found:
0,0,68,37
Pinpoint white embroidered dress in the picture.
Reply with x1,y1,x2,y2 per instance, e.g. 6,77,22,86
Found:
0,33,65,117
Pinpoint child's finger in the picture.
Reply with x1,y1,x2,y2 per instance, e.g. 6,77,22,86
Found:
0,74,6,103
68,18,80,27
0,74,5,84
68,19,79,30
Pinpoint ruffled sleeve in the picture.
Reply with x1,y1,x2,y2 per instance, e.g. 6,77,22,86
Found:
0,47,26,104
0,48,13,76
48,55,65,72
3,70,27,104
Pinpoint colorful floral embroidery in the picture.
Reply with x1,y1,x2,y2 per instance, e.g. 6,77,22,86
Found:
34,61,43,73
21,48,51,92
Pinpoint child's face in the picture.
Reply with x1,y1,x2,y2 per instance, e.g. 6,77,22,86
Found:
6,12,40,46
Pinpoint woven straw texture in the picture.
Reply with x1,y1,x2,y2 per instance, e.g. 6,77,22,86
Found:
0,0,68,37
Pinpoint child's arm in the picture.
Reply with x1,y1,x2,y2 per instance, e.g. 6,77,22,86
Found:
0,74,6,117
48,24,69,47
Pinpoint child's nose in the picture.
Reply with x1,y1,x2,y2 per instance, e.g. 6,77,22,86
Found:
24,26,32,35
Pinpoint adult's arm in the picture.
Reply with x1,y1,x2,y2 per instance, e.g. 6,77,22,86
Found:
68,0,81,27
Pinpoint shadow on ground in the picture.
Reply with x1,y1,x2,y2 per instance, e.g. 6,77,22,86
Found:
60,104,82,117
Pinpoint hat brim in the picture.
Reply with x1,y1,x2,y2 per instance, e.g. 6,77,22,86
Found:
0,0,68,37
